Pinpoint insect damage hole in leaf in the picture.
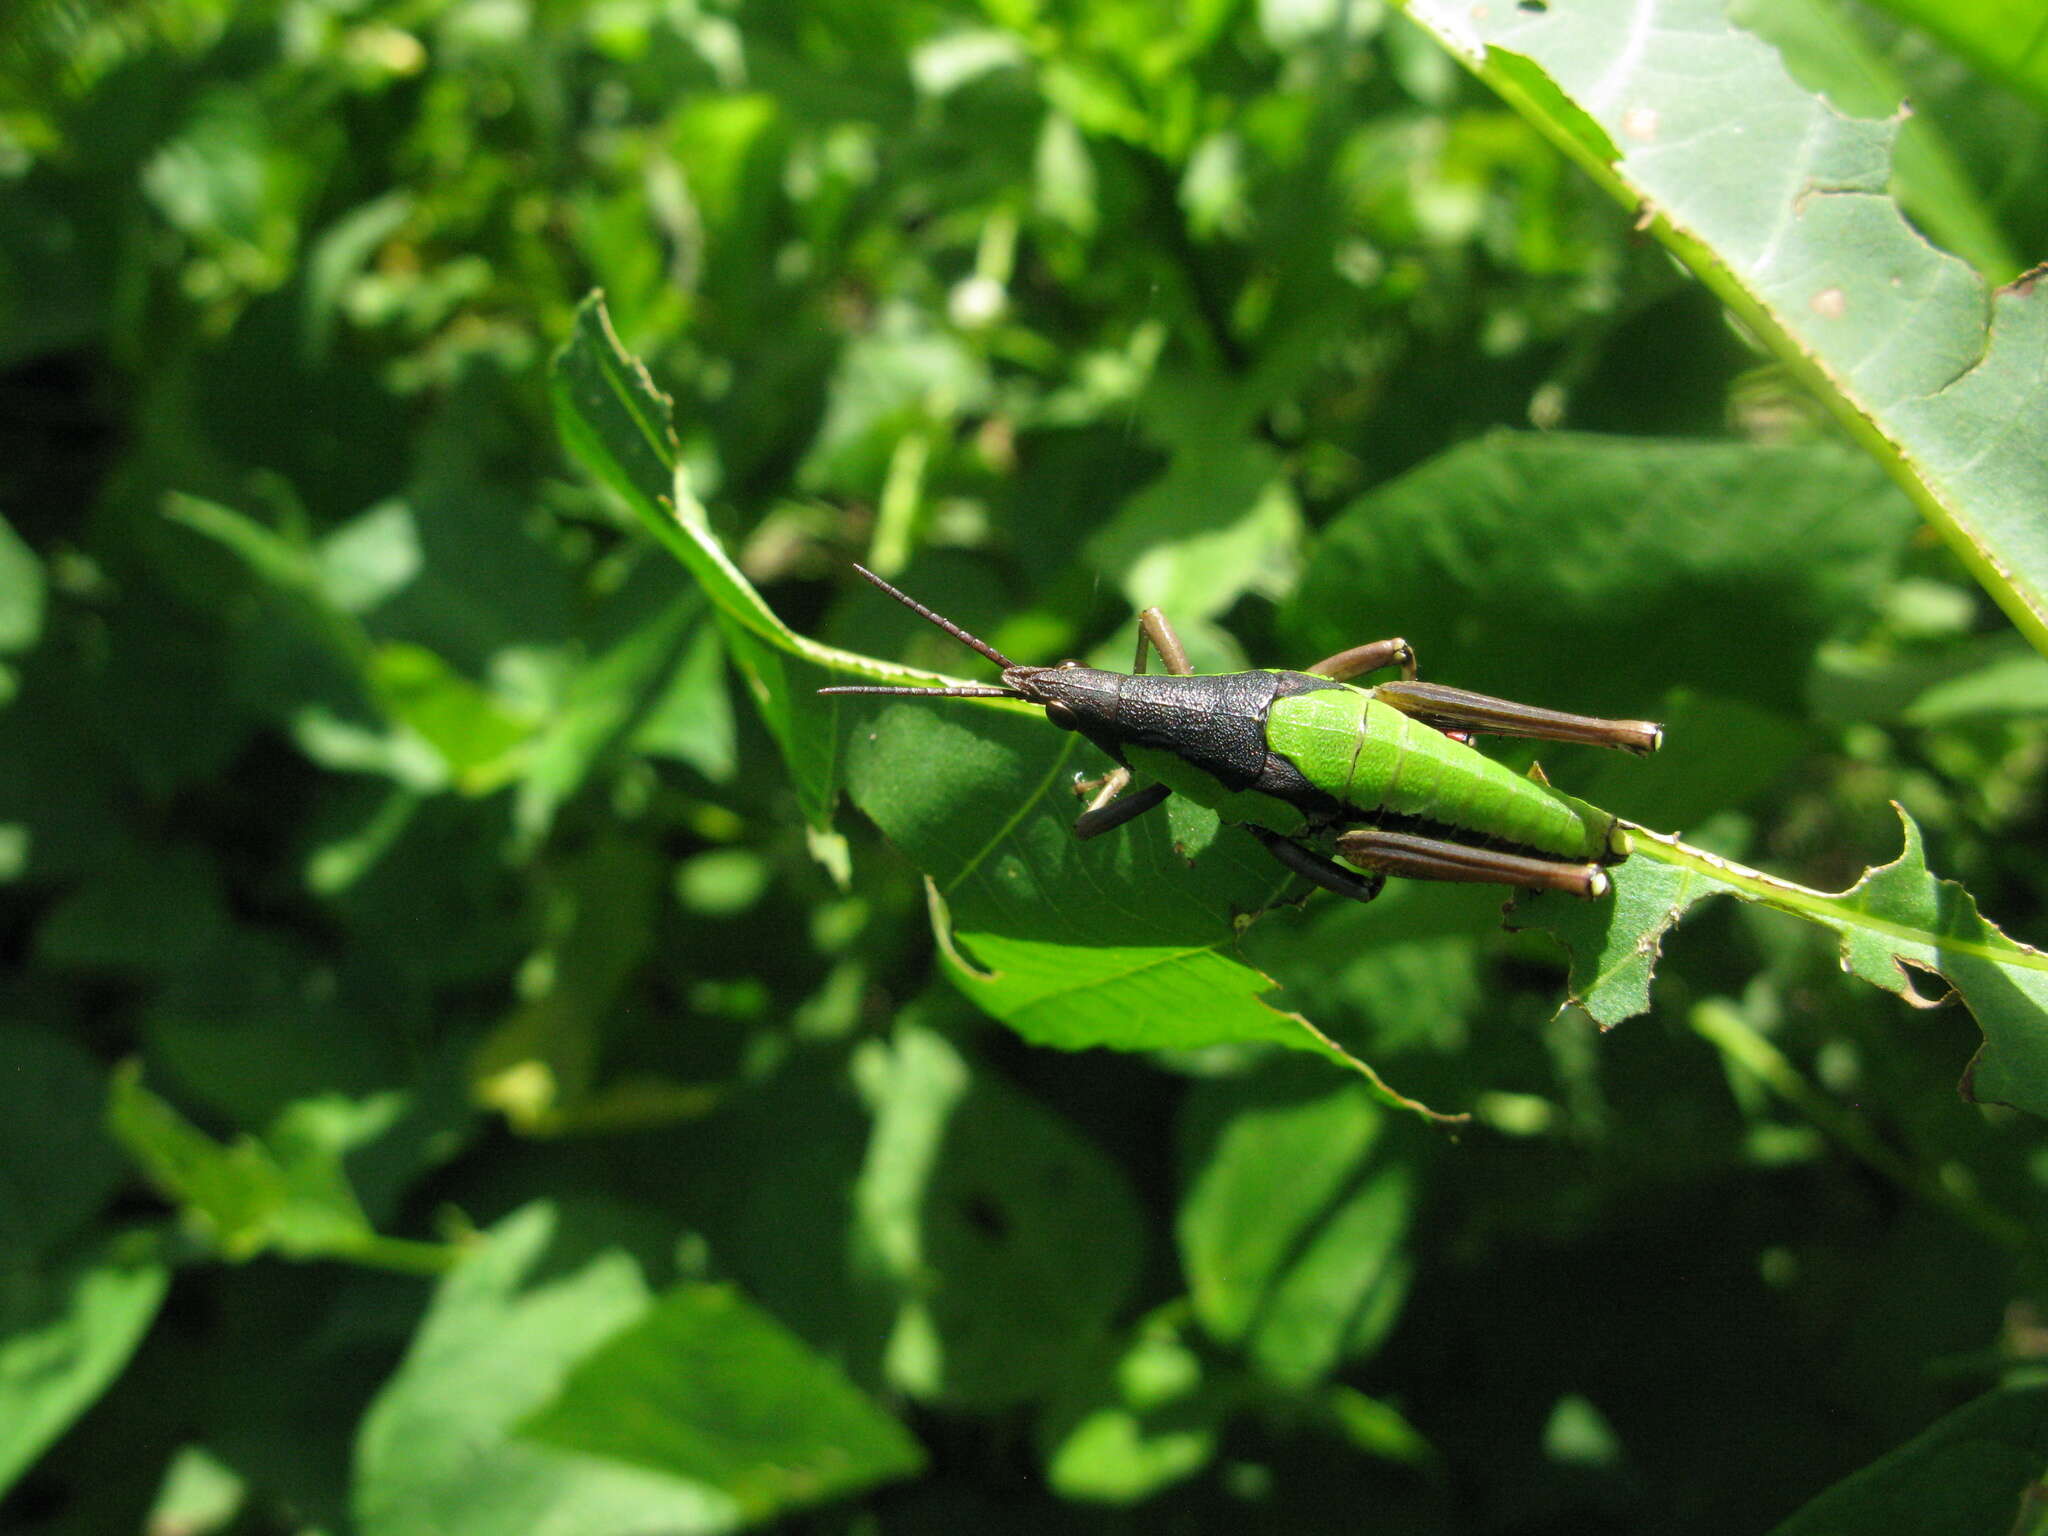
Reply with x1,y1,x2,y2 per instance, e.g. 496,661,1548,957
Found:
1510,807,2048,1122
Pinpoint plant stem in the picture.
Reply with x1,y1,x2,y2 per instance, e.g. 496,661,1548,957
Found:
330,1232,466,1276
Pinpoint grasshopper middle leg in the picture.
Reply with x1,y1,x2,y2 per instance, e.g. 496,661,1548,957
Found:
1134,607,1192,678
1250,827,1386,904
1075,780,1172,840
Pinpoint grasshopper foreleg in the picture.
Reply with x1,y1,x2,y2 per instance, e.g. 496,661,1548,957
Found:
1135,607,1194,678
1249,828,1386,904
1074,766,1131,805
1067,604,1192,841
1372,680,1662,756
1335,829,1610,898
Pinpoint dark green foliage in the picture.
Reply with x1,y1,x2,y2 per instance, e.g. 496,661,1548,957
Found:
5,2,2048,1534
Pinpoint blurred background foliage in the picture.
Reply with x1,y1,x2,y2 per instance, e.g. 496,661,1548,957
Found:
4,0,2048,1531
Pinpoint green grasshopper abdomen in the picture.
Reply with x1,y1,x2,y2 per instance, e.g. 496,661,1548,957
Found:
1266,686,1618,863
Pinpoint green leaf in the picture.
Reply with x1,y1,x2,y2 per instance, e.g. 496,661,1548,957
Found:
512,596,695,847
145,1446,247,1536
632,618,739,782
1769,1382,2048,1535
355,1202,735,1536
1399,0,2048,655
1037,1322,1225,1503
843,703,1458,1120
367,642,533,793
549,292,970,830
1176,1062,1413,1386
107,1064,445,1270
0,511,43,655
317,500,423,615
852,1024,1144,1407
1083,371,1304,621
1512,807,2048,1119
34,844,229,975
0,1237,169,1501
470,839,668,1134
516,1283,924,1520
1283,433,1908,721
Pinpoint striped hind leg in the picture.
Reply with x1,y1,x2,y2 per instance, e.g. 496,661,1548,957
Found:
1335,829,1610,898
1370,681,1662,756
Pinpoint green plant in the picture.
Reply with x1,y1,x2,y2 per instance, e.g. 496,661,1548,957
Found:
5,1,2048,1531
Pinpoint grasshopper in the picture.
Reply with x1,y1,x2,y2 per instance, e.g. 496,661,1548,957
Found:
821,565,1661,901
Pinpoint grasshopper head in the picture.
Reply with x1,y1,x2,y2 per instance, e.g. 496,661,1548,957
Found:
1000,662,1123,735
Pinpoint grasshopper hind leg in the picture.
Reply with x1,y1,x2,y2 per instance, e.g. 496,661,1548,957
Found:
1372,680,1662,756
1335,829,1610,898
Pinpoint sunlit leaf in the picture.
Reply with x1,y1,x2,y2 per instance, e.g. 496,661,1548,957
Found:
1400,0,2048,654
0,1238,168,1501
107,1065,438,1268
852,1024,1144,1406
0,512,43,655
517,1283,923,1519
354,1203,728,1536
1176,1062,1414,1386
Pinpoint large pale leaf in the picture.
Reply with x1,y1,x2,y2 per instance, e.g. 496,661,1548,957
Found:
1399,0,2048,656
1732,0,2020,281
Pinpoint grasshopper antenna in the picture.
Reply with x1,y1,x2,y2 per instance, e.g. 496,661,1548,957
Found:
841,562,1017,668
817,684,1028,698
818,563,1030,700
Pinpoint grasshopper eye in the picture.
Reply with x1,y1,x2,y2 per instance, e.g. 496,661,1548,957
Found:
1057,659,1081,669
1045,701,1080,731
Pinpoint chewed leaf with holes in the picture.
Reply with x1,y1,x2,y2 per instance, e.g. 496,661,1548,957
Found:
1511,808,2048,1120
1403,0,2048,657
552,294,1462,1126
